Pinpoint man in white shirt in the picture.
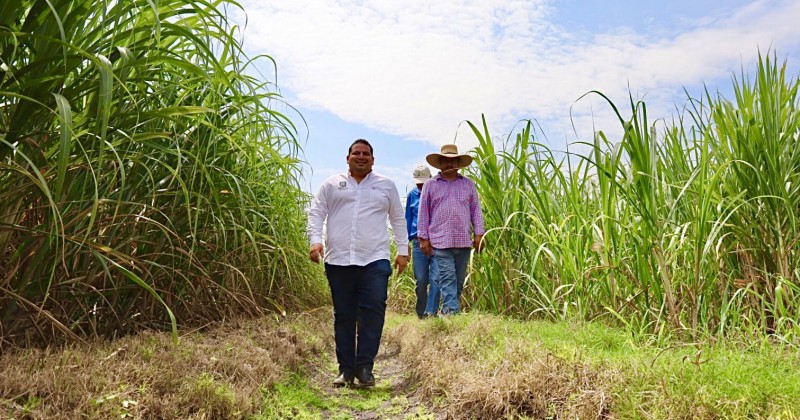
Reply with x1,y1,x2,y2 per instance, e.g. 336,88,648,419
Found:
307,139,409,388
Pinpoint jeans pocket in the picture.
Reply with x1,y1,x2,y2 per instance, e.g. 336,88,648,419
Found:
372,259,392,278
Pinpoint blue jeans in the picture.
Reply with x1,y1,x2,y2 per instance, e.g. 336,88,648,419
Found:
430,248,471,314
325,259,391,375
411,240,438,317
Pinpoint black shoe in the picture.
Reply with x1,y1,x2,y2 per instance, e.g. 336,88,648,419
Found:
355,367,375,387
333,372,354,388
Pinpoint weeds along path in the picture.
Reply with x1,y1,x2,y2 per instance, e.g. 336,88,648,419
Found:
1,313,326,418
5,309,794,418
0,308,438,419
0,307,619,418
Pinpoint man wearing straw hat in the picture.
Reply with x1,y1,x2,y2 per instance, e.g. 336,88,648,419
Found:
405,165,438,319
417,144,485,315
307,139,409,388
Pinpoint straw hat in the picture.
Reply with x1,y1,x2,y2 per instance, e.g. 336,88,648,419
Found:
412,165,432,184
426,144,473,170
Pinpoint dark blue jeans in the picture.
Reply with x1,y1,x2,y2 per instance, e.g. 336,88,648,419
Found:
325,259,391,375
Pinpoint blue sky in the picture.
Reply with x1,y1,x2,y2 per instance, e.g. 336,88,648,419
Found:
233,0,800,197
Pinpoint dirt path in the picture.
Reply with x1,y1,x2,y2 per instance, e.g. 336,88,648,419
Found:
304,325,442,419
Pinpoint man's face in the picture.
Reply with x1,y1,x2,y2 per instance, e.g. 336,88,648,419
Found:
439,156,460,173
346,143,374,176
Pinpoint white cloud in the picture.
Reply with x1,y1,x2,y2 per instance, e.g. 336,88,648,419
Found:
234,0,800,151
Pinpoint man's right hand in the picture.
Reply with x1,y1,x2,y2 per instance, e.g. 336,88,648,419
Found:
420,239,433,256
309,243,323,263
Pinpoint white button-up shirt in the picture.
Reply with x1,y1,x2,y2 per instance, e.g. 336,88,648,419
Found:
307,171,409,266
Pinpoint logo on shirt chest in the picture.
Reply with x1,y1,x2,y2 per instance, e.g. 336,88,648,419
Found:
338,181,347,190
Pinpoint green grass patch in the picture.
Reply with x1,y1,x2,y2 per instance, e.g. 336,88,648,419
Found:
256,370,421,419
257,373,334,419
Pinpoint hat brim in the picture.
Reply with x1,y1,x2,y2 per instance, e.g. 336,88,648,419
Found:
426,153,473,170
412,176,430,184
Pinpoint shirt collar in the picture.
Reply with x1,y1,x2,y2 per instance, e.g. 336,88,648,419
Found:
434,172,464,181
347,170,373,181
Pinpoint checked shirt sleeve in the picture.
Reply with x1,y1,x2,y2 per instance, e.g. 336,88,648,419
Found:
470,182,485,236
416,182,431,240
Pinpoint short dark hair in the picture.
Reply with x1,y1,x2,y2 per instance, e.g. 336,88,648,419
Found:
348,138,373,156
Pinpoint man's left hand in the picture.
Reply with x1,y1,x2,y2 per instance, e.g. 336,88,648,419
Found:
474,235,485,253
394,255,409,274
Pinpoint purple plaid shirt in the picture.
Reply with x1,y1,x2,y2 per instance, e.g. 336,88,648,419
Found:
417,173,485,249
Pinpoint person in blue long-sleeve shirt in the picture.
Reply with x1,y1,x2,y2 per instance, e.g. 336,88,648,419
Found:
405,165,438,318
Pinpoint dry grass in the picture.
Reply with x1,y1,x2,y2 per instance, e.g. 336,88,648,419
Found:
3,309,796,418
0,310,331,419
387,272,418,314
385,315,616,419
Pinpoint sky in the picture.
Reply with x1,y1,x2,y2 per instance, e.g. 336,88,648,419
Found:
231,0,800,197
